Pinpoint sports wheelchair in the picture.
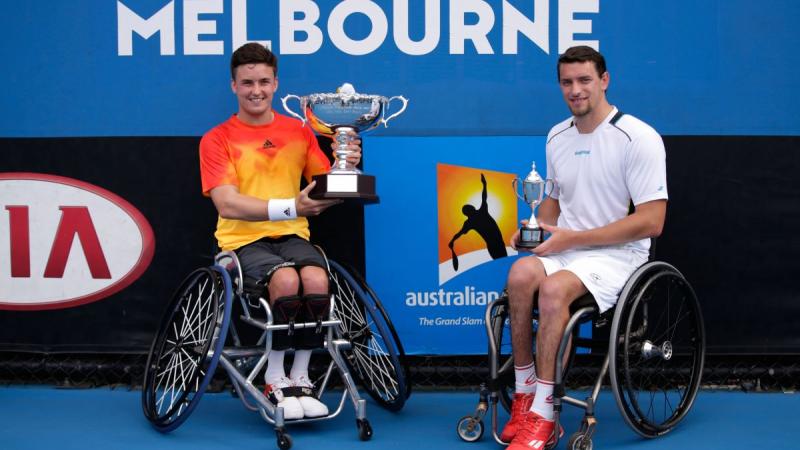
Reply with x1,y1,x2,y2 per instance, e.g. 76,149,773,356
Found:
457,259,705,449
141,247,409,450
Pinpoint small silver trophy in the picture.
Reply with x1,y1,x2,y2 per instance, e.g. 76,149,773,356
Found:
282,83,408,202
512,162,554,248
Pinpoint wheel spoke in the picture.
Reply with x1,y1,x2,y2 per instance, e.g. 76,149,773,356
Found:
614,266,704,436
330,264,406,410
143,267,229,429
350,339,400,398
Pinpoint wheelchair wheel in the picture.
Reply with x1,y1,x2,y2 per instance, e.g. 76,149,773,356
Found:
141,265,233,432
609,262,705,438
328,260,409,411
490,295,578,412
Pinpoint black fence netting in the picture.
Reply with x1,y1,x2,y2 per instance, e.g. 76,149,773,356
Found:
0,352,797,393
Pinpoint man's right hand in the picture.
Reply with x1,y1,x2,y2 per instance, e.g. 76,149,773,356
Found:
296,181,342,217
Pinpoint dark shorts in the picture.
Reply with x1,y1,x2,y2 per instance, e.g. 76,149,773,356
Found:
235,235,326,283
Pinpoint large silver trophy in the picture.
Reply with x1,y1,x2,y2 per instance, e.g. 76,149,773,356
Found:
512,162,555,248
282,83,408,202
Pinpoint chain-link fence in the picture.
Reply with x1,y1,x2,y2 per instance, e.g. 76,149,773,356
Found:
1,352,797,393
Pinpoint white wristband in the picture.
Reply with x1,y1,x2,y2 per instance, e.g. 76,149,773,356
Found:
267,198,297,221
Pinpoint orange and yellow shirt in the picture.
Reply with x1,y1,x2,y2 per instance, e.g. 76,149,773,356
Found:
199,113,330,250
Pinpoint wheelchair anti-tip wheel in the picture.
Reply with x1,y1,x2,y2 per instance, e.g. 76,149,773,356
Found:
456,415,484,442
141,265,232,432
328,260,410,412
276,428,292,450
609,261,705,438
356,418,373,441
567,431,593,450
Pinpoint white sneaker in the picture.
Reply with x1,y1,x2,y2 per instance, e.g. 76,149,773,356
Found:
264,377,304,420
293,375,329,418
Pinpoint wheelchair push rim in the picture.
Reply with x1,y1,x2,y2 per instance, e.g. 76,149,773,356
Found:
609,262,705,438
328,260,409,412
488,298,516,412
141,265,233,432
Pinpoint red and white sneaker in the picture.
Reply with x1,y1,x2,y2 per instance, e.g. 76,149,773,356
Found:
507,413,564,450
500,393,534,442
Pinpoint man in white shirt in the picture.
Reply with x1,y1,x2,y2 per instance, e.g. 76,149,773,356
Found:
501,46,668,450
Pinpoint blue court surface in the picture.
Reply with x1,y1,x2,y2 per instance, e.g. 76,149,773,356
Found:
0,387,795,450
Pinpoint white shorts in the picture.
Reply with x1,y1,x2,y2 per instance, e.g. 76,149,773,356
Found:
537,247,647,313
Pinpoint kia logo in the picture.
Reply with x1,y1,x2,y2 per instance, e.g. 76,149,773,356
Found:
0,173,155,310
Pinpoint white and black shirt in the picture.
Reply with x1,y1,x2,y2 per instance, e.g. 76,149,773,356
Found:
545,107,668,256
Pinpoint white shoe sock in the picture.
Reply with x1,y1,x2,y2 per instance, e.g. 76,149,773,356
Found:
264,350,286,384
530,379,554,420
514,361,537,394
289,349,312,381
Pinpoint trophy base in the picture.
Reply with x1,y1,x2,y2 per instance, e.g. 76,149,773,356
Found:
310,173,379,203
517,227,543,248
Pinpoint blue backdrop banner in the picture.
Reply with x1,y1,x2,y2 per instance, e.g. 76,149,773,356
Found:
1,0,798,137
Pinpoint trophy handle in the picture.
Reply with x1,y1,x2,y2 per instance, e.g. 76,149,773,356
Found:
382,95,409,127
512,178,526,203
281,94,306,125
545,179,556,197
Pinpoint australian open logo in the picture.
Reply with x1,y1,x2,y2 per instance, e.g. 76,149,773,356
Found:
437,164,518,285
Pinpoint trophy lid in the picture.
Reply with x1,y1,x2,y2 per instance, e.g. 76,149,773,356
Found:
337,83,356,95
525,161,544,183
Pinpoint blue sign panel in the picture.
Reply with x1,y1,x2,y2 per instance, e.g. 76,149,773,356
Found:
0,1,799,137
364,136,546,354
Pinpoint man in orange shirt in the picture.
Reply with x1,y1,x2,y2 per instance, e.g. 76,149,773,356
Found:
199,43,362,420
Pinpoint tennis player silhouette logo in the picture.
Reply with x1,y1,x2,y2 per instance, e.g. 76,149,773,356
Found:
448,173,507,270
437,164,517,285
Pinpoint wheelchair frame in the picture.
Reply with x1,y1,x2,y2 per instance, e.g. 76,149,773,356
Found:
141,248,409,450
457,261,706,449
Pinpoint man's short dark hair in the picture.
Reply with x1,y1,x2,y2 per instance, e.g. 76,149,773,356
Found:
230,43,278,80
557,46,607,80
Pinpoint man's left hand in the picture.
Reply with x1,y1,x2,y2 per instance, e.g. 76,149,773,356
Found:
532,223,580,256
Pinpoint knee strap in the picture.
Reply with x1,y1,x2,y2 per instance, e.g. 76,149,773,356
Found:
303,294,331,333
296,294,330,350
271,295,303,334
270,295,302,351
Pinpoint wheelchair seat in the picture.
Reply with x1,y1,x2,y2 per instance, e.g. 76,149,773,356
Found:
569,293,598,313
